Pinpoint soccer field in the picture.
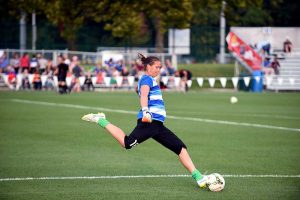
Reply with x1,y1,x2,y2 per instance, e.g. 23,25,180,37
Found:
0,91,299,200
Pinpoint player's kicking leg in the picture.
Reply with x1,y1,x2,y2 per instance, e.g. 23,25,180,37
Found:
81,112,126,147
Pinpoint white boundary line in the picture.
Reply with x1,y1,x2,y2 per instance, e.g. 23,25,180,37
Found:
1,174,299,182
11,99,300,133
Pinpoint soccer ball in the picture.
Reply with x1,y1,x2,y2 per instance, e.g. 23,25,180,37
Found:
230,96,238,104
206,173,225,192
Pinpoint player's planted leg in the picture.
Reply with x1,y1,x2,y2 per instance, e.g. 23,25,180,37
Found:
179,148,208,188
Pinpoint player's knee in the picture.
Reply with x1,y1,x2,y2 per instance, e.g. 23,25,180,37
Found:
124,135,139,149
173,142,187,155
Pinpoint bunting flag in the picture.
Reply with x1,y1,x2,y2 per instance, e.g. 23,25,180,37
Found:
79,76,86,86
254,76,260,83
53,76,58,87
161,76,169,86
232,77,239,89
104,77,111,86
174,77,181,87
28,74,34,84
91,77,97,85
220,77,227,88
289,78,295,86
197,78,204,87
16,74,23,90
66,77,72,87
41,75,47,86
208,78,215,88
187,80,192,88
116,76,123,87
277,78,283,85
1,74,8,85
127,76,135,86
265,76,273,86
243,77,251,87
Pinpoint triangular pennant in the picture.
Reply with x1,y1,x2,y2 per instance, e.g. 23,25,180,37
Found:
1,74,8,85
265,76,273,86
220,77,227,88
127,76,135,86
16,74,23,89
28,74,34,84
53,76,58,87
116,76,123,87
41,75,47,86
104,77,111,86
66,76,72,87
278,78,283,85
197,77,204,87
91,77,97,85
208,78,215,87
161,76,169,86
231,77,239,89
289,78,295,86
187,80,192,88
243,77,251,87
79,76,85,86
174,77,181,87
255,76,260,83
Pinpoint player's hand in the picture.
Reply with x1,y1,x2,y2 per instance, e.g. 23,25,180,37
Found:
142,107,152,123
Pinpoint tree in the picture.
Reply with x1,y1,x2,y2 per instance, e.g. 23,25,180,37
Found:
141,0,194,52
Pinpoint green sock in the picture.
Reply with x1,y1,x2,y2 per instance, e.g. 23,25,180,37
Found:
191,169,203,181
98,118,110,128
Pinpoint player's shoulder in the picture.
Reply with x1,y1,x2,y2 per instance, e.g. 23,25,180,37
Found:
139,74,153,86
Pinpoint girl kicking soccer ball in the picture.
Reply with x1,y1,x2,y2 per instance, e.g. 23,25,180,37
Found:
82,53,208,188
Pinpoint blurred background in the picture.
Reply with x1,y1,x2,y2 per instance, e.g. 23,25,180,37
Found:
0,0,299,92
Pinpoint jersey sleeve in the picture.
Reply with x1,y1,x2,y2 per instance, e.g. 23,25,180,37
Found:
139,75,153,88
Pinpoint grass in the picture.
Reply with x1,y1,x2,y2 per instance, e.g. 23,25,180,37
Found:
0,91,300,200
178,63,235,77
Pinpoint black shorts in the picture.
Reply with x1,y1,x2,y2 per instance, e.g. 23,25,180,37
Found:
124,119,187,155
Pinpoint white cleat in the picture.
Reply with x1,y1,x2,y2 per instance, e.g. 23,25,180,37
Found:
197,175,209,188
81,112,106,123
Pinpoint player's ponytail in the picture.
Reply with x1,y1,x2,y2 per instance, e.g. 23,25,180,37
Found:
138,53,160,70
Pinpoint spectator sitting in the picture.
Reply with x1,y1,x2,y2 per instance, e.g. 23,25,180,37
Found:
255,40,271,56
165,59,176,76
283,37,293,53
83,71,94,91
121,67,129,76
44,64,55,90
271,55,280,75
177,69,192,92
37,53,47,74
262,57,274,75
6,66,17,90
21,69,31,90
160,65,168,76
20,53,30,72
0,51,9,73
115,60,124,72
30,54,38,74
10,52,20,74
32,69,42,90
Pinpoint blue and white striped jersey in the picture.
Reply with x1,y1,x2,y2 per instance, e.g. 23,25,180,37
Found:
137,74,166,122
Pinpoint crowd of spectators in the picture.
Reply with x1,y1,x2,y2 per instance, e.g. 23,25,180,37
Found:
250,38,294,76
0,52,190,93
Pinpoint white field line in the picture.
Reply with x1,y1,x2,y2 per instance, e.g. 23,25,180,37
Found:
11,99,300,133
1,174,300,182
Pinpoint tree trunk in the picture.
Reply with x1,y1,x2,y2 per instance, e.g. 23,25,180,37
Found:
153,16,164,53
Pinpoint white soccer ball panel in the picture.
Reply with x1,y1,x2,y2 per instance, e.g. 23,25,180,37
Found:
208,173,225,192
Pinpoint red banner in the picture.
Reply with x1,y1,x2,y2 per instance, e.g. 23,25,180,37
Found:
226,32,262,70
